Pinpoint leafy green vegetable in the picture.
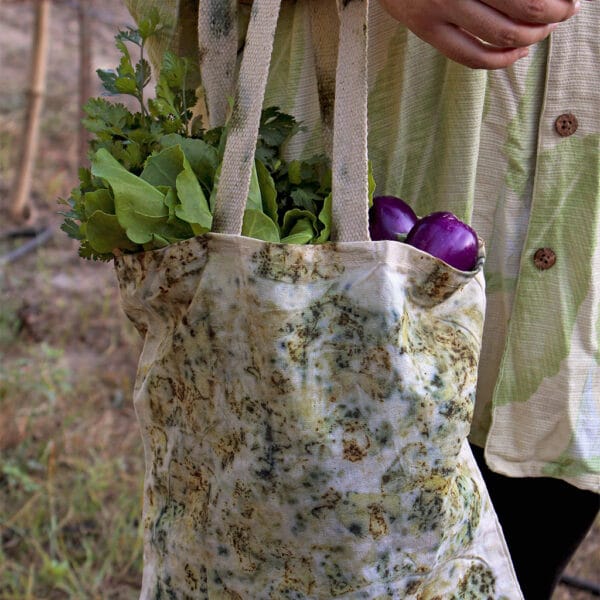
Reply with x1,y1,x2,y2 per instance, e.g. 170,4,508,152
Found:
60,25,375,261
174,155,212,232
256,160,278,223
242,209,280,242
86,211,139,254
160,134,219,193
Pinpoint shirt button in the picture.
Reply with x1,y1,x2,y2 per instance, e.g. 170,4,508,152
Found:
533,248,557,270
555,113,578,137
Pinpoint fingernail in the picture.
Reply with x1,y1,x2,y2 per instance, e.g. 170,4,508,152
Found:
574,1,581,12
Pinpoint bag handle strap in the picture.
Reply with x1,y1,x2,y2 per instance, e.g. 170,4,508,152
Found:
197,0,239,129
211,0,282,235
210,0,371,242
331,0,370,242
308,0,340,159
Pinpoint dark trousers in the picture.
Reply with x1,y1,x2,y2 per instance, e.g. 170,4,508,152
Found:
470,443,600,600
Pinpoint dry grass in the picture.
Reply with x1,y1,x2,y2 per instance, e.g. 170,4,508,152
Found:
0,1,597,599
0,235,144,599
1,2,145,597
0,264,145,598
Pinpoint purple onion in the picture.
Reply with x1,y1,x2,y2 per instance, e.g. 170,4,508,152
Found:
405,211,478,271
369,195,418,241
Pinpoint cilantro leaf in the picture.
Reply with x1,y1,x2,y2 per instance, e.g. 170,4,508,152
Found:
60,218,85,241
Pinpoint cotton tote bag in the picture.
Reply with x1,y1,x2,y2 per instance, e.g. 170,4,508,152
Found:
114,0,523,597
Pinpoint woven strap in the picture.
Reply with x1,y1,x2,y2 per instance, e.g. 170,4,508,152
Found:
308,0,340,159
211,0,282,234
210,0,370,241
197,0,239,129
331,0,370,242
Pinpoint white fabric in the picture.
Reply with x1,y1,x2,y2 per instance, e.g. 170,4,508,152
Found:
115,0,524,596
116,234,522,598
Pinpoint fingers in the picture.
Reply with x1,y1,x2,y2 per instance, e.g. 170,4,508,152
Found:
449,0,558,48
481,0,580,24
376,0,581,70
424,23,531,69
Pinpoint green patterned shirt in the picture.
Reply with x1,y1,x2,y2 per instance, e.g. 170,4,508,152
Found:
124,0,600,493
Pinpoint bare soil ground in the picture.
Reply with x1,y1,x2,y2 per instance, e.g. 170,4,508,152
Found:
0,1,598,599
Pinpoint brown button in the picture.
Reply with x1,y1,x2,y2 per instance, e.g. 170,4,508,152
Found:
533,248,557,270
555,113,578,137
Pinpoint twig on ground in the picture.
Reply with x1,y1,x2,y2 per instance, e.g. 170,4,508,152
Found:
560,574,600,596
0,226,54,266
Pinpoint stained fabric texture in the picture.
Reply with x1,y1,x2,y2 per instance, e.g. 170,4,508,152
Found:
116,235,522,598
123,0,600,493
110,0,544,596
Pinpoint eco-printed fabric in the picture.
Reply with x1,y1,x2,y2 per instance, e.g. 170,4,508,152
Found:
116,233,522,598
124,0,600,494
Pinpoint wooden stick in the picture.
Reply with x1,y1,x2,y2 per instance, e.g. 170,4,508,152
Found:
9,0,52,221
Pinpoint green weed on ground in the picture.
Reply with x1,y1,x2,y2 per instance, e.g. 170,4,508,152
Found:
0,242,145,600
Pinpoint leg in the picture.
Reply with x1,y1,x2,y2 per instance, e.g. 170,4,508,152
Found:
470,443,600,600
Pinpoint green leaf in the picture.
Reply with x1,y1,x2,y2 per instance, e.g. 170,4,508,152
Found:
97,39,137,97
315,193,332,243
175,156,212,231
281,217,315,245
60,218,85,241
117,48,135,81
246,161,262,212
91,148,168,244
163,186,178,220
140,145,212,231
288,160,303,185
136,7,162,42
140,145,182,188
82,98,132,135
83,189,115,218
77,240,113,261
242,209,280,242
78,167,94,191
145,234,170,250
159,52,190,91
368,160,376,206
160,134,219,192
259,107,301,149
255,107,302,170
117,142,144,172
96,69,120,95
135,58,152,91
115,76,138,96
290,187,321,212
122,214,169,245
86,210,140,254
281,208,317,242
116,28,142,47
256,160,278,223
148,52,197,133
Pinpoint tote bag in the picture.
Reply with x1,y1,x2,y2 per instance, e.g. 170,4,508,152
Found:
115,1,523,597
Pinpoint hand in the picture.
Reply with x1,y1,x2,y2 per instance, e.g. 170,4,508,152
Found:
377,0,580,69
